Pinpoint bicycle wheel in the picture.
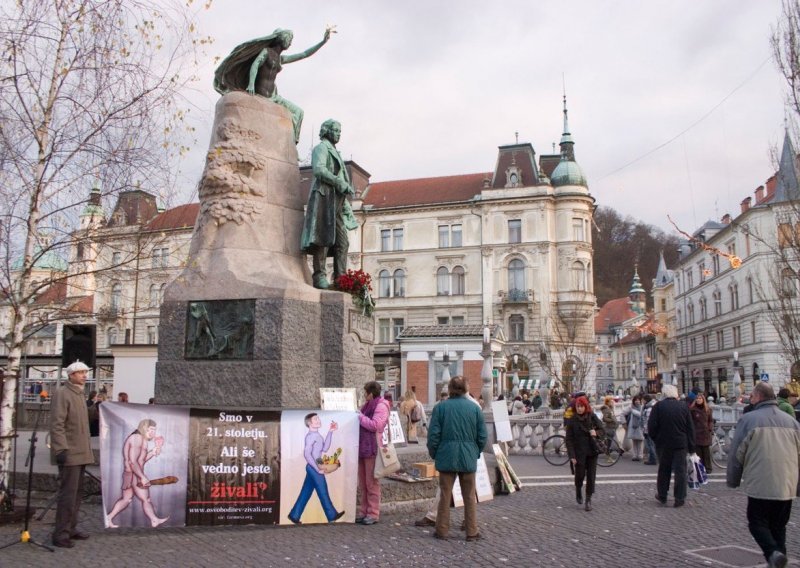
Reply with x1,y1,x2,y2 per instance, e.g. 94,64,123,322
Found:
542,434,570,466
711,435,727,470
598,440,622,467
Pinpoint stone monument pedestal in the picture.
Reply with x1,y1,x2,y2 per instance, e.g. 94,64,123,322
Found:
154,93,373,408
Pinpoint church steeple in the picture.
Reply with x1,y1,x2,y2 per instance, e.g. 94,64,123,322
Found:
628,265,646,315
559,94,575,161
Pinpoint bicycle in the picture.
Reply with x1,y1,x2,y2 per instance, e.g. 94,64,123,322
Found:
710,430,728,470
542,434,570,466
597,435,623,467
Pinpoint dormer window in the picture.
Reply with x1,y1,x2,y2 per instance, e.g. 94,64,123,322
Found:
505,166,522,188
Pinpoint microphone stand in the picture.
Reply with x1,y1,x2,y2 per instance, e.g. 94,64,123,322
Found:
0,407,54,552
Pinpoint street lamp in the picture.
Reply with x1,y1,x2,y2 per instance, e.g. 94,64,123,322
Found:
480,324,493,409
731,351,741,402
511,353,520,398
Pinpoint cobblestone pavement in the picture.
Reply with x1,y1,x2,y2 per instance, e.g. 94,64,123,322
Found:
1,468,798,568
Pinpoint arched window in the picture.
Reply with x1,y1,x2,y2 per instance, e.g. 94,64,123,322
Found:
699,296,707,321
687,303,695,326
110,282,122,312
378,270,391,298
730,283,740,310
436,267,450,295
107,327,118,346
392,269,406,298
149,283,160,307
508,259,525,293
572,261,586,291
713,290,722,316
781,268,797,297
452,266,465,296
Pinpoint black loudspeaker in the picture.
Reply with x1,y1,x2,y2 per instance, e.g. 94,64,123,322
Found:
62,325,96,369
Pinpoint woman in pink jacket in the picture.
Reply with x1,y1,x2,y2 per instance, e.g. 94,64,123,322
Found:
357,381,390,525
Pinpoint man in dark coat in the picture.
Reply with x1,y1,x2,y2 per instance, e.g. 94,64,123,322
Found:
300,119,356,289
427,376,487,542
648,384,695,508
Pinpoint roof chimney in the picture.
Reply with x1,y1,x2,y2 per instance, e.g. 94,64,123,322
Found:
755,185,764,203
721,213,731,225
740,196,751,213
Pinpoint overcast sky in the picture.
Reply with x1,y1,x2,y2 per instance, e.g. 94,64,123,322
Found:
176,0,788,234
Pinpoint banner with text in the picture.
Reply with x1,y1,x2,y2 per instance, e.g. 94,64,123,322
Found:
100,403,358,528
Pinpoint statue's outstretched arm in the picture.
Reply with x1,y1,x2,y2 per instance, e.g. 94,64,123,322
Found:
282,28,332,64
247,49,269,95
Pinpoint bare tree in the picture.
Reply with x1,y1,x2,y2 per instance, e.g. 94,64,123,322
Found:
538,316,597,394
0,0,212,507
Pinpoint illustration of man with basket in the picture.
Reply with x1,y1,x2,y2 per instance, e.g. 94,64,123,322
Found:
287,413,345,524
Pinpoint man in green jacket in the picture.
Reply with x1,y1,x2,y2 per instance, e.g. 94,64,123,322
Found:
49,361,95,548
427,376,487,542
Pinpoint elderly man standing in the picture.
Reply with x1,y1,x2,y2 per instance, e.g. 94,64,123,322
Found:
49,361,95,548
727,382,800,568
647,384,695,508
427,376,487,542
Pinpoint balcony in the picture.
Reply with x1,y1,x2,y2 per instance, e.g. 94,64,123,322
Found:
556,290,594,326
500,289,533,303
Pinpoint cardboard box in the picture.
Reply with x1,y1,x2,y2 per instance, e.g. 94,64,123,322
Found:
410,462,437,478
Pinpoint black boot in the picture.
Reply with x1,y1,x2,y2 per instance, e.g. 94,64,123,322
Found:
584,496,593,512
576,487,583,505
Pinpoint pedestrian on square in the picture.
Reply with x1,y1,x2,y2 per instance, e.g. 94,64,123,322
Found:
427,376,487,541
400,390,422,444
690,393,714,473
510,395,525,415
600,396,618,460
356,381,391,525
648,384,695,507
642,394,657,465
532,390,543,412
624,395,645,461
565,395,603,511
776,388,796,418
727,382,800,568
49,361,94,548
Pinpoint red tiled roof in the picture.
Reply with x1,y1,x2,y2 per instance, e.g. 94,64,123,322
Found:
362,172,490,209
145,203,199,231
594,297,637,333
68,295,94,314
33,281,66,305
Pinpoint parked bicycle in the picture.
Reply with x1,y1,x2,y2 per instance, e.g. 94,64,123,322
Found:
710,429,728,470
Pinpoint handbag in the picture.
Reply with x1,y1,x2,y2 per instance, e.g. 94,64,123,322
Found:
693,455,709,486
373,431,401,478
687,453,701,489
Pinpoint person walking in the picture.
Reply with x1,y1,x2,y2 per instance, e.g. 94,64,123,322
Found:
600,396,619,462
400,390,422,443
356,381,391,525
689,393,714,474
727,382,800,568
642,394,658,465
49,361,95,548
648,384,695,507
427,376,487,541
624,395,645,461
565,395,604,511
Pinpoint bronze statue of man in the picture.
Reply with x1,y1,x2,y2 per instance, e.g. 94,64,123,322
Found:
212,27,333,143
300,120,357,289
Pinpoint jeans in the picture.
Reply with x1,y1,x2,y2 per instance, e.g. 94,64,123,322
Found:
747,497,792,561
644,435,657,464
289,464,339,522
656,447,687,502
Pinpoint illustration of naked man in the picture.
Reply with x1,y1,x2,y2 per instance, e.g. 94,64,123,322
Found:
106,418,171,528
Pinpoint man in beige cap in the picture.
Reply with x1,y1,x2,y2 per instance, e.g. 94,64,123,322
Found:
49,361,94,548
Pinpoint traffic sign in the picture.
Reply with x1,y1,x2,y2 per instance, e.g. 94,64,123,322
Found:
760,373,769,382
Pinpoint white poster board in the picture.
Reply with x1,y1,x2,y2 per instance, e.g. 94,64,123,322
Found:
453,454,494,507
320,388,358,411
381,410,406,445
491,400,513,442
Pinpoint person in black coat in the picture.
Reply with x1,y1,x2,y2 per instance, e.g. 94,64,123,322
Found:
648,385,695,507
565,396,604,512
